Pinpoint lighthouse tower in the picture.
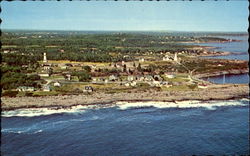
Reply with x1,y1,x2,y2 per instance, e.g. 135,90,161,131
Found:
174,53,178,62
43,53,48,63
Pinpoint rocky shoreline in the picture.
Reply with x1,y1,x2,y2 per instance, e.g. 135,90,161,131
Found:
1,84,249,111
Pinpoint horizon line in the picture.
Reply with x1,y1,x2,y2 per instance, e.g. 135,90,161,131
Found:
2,28,248,33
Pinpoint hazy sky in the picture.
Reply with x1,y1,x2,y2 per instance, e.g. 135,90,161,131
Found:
1,1,249,32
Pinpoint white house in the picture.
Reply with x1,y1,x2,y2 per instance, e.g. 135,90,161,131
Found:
165,73,175,79
130,81,137,87
109,75,118,81
53,82,61,87
38,73,50,77
17,86,35,92
198,84,208,89
139,58,145,62
124,83,130,87
43,85,51,92
127,75,135,82
83,86,93,92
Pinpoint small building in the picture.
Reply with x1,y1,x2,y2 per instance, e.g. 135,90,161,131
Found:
153,75,163,81
3,50,10,53
144,75,154,81
17,86,35,92
43,65,51,70
104,79,109,84
53,82,61,87
130,81,137,87
152,81,161,87
61,66,68,70
139,58,145,62
198,83,208,89
43,85,51,92
109,75,118,81
92,78,97,83
165,73,175,79
65,74,71,80
83,86,93,92
163,55,170,61
136,76,145,81
124,83,130,87
38,73,50,77
127,75,135,82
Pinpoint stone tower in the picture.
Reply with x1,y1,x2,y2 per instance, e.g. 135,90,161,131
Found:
43,53,48,63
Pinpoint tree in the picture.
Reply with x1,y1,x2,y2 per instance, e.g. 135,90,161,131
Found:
123,64,127,72
73,71,91,82
83,66,91,72
28,74,41,81
137,63,142,72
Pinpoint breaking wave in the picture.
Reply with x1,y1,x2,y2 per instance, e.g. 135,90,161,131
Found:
116,98,249,110
2,99,248,117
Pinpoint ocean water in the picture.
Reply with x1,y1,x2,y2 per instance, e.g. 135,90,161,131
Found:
186,35,249,84
184,35,249,61
1,99,249,156
203,73,249,84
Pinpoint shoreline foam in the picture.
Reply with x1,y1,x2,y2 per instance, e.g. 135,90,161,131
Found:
1,84,249,112
1,98,249,117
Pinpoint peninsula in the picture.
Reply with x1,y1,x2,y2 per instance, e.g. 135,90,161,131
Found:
1,31,249,111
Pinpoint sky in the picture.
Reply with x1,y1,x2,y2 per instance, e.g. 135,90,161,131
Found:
1,1,249,32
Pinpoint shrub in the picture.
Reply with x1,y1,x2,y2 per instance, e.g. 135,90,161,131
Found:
2,90,19,97
188,84,197,90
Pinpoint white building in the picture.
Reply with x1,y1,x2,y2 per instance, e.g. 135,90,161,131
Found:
53,82,61,87
165,73,175,79
43,85,51,92
139,58,145,62
17,86,35,92
130,81,137,87
38,73,50,77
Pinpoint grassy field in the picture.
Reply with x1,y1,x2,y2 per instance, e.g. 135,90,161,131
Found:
2,45,18,48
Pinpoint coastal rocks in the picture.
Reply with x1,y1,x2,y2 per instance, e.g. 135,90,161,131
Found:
1,84,249,111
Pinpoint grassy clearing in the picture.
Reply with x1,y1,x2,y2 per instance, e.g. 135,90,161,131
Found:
161,85,191,91
32,91,59,96
45,45,59,48
163,76,190,83
26,45,40,48
2,45,18,48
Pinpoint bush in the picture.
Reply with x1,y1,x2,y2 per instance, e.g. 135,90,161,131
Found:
188,84,197,90
83,66,91,72
72,88,83,94
28,74,41,81
73,71,92,82
2,90,19,97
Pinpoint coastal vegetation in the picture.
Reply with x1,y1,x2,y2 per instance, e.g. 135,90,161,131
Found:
1,31,248,97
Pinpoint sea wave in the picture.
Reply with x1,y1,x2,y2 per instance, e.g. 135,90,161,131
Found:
1,99,248,117
116,98,249,110
1,105,90,117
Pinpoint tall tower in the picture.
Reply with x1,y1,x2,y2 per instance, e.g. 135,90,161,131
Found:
174,53,178,62
43,53,48,63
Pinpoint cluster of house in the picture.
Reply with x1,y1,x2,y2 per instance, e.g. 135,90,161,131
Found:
92,73,177,88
